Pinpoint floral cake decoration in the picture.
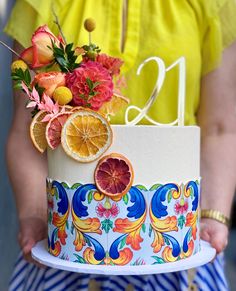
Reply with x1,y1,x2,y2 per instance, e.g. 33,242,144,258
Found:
1,18,134,198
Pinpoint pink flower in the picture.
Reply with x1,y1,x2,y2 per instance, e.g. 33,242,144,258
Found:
66,61,113,110
21,25,62,69
32,72,66,97
21,82,41,108
96,54,124,76
174,200,189,215
38,94,60,122
96,202,119,219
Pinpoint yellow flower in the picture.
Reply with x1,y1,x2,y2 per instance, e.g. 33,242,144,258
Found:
53,86,73,105
11,60,28,72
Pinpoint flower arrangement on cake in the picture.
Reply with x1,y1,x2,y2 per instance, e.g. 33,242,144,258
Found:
6,19,135,199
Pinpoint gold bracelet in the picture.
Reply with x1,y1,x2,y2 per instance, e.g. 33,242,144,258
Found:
201,209,230,227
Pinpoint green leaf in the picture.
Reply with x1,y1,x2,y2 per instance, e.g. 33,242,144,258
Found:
24,69,31,85
164,236,170,245
88,191,93,204
190,188,194,199
73,254,87,264
61,182,69,189
14,83,23,90
149,184,162,191
71,183,81,189
65,43,73,54
55,189,59,200
85,236,92,247
34,84,45,97
135,185,147,191
119,236,127,250
149,224,153,237
141,224,146,233
122,194,129,205
86,78,93,90
66,220,69,230
92,81,100,90
167,191,172,203
48,211,52,224
151,256,165,264
101,219,113,233
71,224,75,235
178,215,185,229
55,229,58,241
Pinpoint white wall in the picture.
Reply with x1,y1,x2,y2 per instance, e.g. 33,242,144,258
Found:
0,0,19,289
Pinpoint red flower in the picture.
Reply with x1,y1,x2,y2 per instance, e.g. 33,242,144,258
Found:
174,200,188,215
96,202,119,219
66,61,113,110
96,54,124,76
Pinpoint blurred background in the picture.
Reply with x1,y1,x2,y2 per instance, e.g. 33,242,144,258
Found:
0,0,236,290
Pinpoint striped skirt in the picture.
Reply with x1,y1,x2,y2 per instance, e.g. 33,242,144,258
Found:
9,254,229,291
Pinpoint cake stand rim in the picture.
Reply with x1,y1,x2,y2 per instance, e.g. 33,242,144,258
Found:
32,239,216,275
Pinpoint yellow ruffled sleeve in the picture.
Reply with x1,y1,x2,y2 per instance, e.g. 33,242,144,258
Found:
4,0,66,47
201,0,236,75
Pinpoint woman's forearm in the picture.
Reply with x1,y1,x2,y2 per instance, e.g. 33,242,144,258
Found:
6,121,48,221
201,131,236,217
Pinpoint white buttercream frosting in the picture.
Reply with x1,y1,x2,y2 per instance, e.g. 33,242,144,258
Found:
47,125,200,185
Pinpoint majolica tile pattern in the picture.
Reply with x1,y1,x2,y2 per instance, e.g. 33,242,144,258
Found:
47,179,200,265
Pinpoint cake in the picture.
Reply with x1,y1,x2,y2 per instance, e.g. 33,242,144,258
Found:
47,125,200,265
6,20,200,267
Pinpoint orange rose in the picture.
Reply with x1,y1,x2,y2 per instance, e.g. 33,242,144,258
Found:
32,72,66,96
21,25,62,69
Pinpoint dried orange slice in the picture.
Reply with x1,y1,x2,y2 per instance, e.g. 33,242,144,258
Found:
94,153,134,198
61,110,112,162
98,94,129,118
46,112,72,149
71,106,84,112
30,110,48,153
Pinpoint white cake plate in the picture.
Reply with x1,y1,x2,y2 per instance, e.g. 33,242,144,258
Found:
32,239,216,276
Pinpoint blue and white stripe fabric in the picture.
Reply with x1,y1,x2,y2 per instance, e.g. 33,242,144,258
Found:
9,254,229,291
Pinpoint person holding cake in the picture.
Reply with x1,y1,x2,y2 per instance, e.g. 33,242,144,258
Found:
4,0,236,290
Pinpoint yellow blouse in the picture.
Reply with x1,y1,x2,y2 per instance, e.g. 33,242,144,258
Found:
4,0,236,125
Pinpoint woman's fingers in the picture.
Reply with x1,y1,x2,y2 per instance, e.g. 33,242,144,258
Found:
200,218,229,254
18,216,47,267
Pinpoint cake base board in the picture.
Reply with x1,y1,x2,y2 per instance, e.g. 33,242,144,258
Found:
32,240,216,275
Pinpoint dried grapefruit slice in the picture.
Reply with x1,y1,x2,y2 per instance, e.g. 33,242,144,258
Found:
98,94,129,118
94,153,134,198
46,112,72,149
61,110,112,162
30,110,48,153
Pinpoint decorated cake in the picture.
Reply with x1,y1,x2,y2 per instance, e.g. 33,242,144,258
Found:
6,19,200,267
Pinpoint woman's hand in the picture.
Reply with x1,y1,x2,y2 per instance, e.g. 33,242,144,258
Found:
18,216,47,265
200,218,229,254
197,40,236,255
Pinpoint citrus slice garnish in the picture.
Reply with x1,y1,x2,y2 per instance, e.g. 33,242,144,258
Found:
46,112,72,149
71,106,84,112
98,94,129,118
61,109,112,163
30,110,48,153
94,153,134,198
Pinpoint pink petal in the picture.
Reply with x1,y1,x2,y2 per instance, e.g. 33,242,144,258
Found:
32,87,40,103
41,114,52,122
21,81,30,96
26,101,37,108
